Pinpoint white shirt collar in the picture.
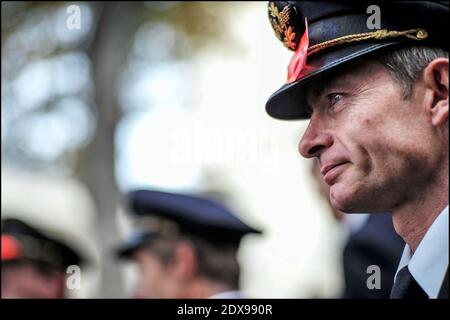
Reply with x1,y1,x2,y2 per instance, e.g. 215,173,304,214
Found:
395,205,449,298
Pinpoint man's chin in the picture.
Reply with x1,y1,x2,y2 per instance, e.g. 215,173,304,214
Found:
330,184,388,213
329,183,360,213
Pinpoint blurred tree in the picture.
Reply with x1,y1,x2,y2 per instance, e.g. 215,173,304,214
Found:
1,1,238,297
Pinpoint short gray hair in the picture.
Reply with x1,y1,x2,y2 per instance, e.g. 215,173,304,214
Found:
376,45,449,99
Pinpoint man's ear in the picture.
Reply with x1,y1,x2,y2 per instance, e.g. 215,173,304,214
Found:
423,58,448,127
172,241,197,280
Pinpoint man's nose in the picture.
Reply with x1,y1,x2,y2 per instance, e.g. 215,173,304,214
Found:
298,116,332,158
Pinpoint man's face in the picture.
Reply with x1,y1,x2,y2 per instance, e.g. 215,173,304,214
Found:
132,247,180,298
299,60,442,213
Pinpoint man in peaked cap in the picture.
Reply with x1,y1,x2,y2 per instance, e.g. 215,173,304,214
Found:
116,189,262,298
1,217,85,298
265,1,448,298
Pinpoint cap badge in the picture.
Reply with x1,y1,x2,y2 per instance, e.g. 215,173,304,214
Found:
268,2,304,51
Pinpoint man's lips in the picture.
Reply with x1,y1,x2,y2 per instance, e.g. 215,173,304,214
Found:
321,162,350,185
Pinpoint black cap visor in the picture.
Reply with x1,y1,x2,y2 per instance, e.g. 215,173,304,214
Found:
265,41,398,120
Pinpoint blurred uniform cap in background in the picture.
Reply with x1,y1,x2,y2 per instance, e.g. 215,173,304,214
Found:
2,217,85,269
116,189,262,259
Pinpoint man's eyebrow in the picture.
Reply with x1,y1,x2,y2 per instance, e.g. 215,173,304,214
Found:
305,78,336,108
315,73,344,97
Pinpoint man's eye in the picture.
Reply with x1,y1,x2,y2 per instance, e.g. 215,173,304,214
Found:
328,93,343,106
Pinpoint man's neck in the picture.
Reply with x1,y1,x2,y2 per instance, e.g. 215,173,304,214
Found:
391,167,448,252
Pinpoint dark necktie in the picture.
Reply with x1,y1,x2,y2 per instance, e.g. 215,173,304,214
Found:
390,266,428,299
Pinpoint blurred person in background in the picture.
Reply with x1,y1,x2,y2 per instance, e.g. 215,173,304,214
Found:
115,189,262,298
312,161,404,298
1,217,85,299
265,1,448,298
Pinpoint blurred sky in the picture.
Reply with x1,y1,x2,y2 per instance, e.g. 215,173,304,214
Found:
2,2,344,298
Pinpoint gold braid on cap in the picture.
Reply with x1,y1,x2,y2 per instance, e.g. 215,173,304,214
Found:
307,28,428,57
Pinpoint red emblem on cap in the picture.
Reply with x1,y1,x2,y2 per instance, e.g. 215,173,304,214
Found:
1,234,21,261
287,18,310,83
